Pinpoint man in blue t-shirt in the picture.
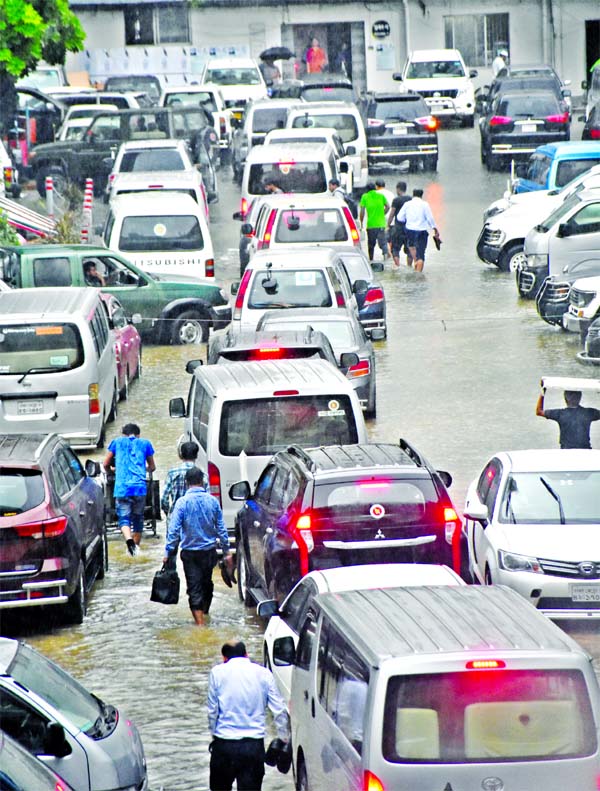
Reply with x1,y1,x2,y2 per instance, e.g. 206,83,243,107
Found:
536,389,600,449
104,423,155,555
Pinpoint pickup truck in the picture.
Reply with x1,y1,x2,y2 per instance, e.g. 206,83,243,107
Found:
0,244,231,344
28,107,219,197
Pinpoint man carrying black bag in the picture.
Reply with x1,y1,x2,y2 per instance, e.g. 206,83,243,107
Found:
163,467,233,626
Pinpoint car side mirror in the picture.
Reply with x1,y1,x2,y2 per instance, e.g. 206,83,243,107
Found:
340,351,359,368
371,261,384,272
231,282,240,295
514,162,528,178
558,222,573,238
392,72,403,82
257,598,279,619
130,313,142,325
469,69,478,78
241,222,253,235
562,88,572,97
208,190,218,204
232,211,242,220
94,224,104,235
464,500,489,525
43,722,72,758
272,636,296,666
437,469,453,488
353,278,368,295
339,161,349,174
346,145,356,155
581,80,589,90
169,397,186,418
85,459,100,477
185,359,203,374
229,480,251,500
370,328,386,341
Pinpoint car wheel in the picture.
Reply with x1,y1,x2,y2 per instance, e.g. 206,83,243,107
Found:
119,369,129,401
422,155,438,172
107,384,118,422
484,566,493,586
96,530,109,580
36,165,69,208
133,350,142,380
498,243,526,273
365,384,377,419
296,758,309,791
64,564,87,624
462,116,475,128
171,310,209,345
96,423,106,450
237,547,254,607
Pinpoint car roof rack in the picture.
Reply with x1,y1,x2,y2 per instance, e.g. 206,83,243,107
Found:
286,444,317,471
399,437,436,476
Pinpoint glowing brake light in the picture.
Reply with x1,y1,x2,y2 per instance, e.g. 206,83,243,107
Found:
359,481,390,489
292,513,314,575
546,112,569,124
273,389,300,396
258,209,277,250
489,116,512,126
250,347,284,360
233,269,252,319
416,116,438,130
342,206,360,244
367,118,383,127
297,514,311,530
363,771,385,791
208,461,221,504
591,129,600,139
240,197,249,217
466,659,506,670
347,359,370,378
15,516,68,539
364,286,384,305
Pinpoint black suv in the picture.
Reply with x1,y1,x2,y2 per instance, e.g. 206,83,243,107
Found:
231,440,461,604
0,433,105,623
359,92,438,171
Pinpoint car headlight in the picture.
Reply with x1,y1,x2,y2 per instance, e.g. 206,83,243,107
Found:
526,253,549,269
498,550,543,573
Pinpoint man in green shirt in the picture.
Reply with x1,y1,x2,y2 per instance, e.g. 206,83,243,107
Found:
359,182,390,262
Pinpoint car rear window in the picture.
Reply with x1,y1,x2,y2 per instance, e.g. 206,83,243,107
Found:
119,149,185,172
383,670,596,763
263,318,354,348
291,113,359,143
219,395,358,456
115,187,198,202
248,162,327,195
275,209,347,243
252,108,289,133
301,86,354,102
248,269,332,310
0,323,84,374
371,99,427,121
498,94,560,117
313,478,438,524
0,469,45,515
555,158,600,188
118,214,203,251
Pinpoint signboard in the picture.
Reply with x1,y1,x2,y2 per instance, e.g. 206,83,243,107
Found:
372,20,391,39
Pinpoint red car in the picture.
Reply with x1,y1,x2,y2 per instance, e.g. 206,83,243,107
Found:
100,293,142,400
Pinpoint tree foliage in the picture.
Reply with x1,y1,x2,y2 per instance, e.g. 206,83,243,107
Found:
0,211,21,245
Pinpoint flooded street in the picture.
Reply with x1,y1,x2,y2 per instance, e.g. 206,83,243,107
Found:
6,120,600,790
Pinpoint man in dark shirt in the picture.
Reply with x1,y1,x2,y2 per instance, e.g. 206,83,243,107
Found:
536,389,600,449
387,181,411,269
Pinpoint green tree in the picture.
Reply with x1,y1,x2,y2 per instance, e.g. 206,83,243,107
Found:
0,211,20,245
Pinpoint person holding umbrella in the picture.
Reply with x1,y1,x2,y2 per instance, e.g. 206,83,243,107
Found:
259,46,295,85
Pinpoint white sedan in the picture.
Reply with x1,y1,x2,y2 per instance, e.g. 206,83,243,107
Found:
258,563,465,704
464,449,600,619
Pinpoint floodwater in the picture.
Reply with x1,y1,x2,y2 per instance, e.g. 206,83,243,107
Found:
6,119,600,790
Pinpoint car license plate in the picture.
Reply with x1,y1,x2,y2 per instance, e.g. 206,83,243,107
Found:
17,400,44,415
521,123,537,133
571,584,600,602
392,127,408,135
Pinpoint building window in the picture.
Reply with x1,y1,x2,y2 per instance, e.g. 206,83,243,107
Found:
444,13,509,68
124,5,190,46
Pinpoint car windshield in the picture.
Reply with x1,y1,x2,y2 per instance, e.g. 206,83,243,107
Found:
497,94,560,118
291,113,358,143
119,149,185,172
252,108,289,133
372,99,426,121
555,159,600,188
219,395,358,456
275,209,347,243
498,471,600,524
407,60,465,78
119,215,203,252
248,163,327,195
0,469,45,516
301,86,354,102
9,642,103,734
248,270,332,310
206,67,261,85
537,192,582,232
0,323,84,375
165,92,218,112
383,669,595,763
262,318,354,348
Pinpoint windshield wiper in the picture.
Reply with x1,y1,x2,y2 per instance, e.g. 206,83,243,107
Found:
539,476,565,524
17,366,70,384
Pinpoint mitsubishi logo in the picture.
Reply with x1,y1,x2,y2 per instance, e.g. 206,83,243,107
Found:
578,561,597,577
374,528,386,540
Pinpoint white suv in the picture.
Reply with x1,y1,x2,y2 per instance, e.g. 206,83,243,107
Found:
395,48,477,127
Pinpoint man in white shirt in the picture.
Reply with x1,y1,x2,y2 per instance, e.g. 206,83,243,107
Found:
396,187,440,272
207,640,290,790
492,49,509,78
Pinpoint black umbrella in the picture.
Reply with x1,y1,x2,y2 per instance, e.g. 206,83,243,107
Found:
260,46,295,62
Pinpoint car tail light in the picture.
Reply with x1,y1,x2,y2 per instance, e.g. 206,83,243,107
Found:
416,116,438,130
335,289,346,307
466,659,506,670
208,461,221,504
108,172,116,186
443,505,462,574
590,129,600,139
15,516,68,539
219,116,227,137
258,210,277,250
205,258,215,277
88,383,100,415
364,286,384,305
273,389,300,396
342,206,360,245
367,118,383,127
3,166,13,185
545,112,569,124
291,513,314,576
347,359,370,378
240,197,249,217
148,184,164,189
251,347,283,360
233,269,252,319
489,115,512,126
363,771,385,791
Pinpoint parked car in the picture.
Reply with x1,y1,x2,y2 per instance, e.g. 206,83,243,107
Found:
257,307,378,416
0,730,76,791
513,141,600,194
207,327,340,367
478,74,571,118
231,440,461,604
582,102,600,141
334,245,387,336
100,293,141,400
563,274,600,336
580,316,600,362
359,92,438,171
464,448,600,618
479,90,570,171
260,563,465,703
0,433,105,622
0,244,231,344
231,98,296,182
0,637,148,790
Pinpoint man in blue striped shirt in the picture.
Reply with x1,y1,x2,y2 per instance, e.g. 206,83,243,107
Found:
163,467,232,625
161,441,203,517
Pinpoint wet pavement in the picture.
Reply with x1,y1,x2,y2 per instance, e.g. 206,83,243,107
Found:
7,117,600,790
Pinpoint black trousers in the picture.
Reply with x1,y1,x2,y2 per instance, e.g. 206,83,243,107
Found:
209,737,265,791
366,226,388,260
180,548,216,612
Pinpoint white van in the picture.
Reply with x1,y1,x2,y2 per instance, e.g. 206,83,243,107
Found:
0,288,117,449
282,584,600,791
168,358,368,540
286,102,368,189
102,192,215,280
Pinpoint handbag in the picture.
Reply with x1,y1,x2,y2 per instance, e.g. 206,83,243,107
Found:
150,561,180,605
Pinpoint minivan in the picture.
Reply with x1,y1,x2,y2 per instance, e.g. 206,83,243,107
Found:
282,584,600,791
102,192,215,280
168,358,368,541
514,141,600,193
0,288,117,449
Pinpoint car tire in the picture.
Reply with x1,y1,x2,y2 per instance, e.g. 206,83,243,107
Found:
64,564,87,624
296,758,309,791
462,116,475,128
9,184,21,199
484,566,493,586
237,547,254,607
171,310,209,345
365,384,377,419
35,165,68,200
107,385,118,422
96,530,109,580
498,242,526,273
422,155,438,172
133,350,142,380
119,369,129,401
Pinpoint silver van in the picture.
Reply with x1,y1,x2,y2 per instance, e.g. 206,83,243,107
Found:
0,288,117,449
169,358,368,543
282,585,600,791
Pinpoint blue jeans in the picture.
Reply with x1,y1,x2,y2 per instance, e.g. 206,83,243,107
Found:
116,495,145,533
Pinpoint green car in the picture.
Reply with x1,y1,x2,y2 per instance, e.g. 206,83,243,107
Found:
0,244,231,344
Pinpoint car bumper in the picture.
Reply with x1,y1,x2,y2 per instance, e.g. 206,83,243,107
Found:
562,312,588,333
489,133,569,157
0,575,68,609
517,264,548,297
424,99,473,118
495,567,600,619
211,304,233,330
367,143,437,161
476,230,501,265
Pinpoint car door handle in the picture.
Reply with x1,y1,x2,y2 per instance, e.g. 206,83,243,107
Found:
303,690,309,701
253,520,261,527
